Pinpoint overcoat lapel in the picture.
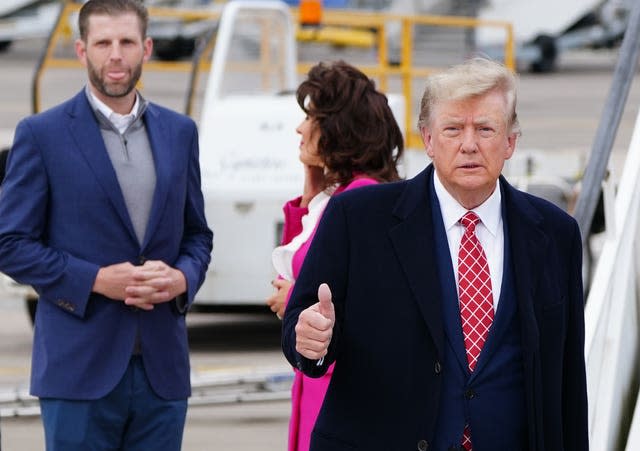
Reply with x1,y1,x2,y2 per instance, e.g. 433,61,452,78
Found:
472,194,518,377
66,92,138,245
501,177,548,449
389,167,445,359
141,105,171,250
472,179,548,377
502,177,547,353
429,184,470,373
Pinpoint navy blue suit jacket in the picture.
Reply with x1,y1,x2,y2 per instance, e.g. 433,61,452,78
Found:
282,165,588,450
0,90,213,400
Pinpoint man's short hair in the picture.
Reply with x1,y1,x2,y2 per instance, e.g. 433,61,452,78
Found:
418,57,520,135
78,0,149,41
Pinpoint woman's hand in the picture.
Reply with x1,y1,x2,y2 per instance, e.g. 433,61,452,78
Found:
301,165,325,208
267,278,293,319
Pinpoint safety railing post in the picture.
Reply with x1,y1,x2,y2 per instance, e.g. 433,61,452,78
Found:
573,0,640,245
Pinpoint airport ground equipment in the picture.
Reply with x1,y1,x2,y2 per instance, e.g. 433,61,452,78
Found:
18,0,513,314
0,0,220,60
476,0,634,72
580,1,640,448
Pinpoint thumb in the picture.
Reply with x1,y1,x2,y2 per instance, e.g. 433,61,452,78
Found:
318,283,335,321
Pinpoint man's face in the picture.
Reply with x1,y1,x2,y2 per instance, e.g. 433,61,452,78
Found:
421,89,517,209
75,13,152,109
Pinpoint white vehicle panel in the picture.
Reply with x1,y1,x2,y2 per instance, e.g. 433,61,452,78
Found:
476,0,603,45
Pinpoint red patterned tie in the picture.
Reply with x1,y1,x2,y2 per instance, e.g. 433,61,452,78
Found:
458,211,494,451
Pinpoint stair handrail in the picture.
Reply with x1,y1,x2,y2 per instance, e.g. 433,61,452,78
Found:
573,0,640,244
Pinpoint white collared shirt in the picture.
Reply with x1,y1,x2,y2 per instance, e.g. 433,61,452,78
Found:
433,172,504,311
88,89,139,135
271,191,331,281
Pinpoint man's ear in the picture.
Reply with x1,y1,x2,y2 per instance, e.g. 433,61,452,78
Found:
504,132,517,160
421,127,434,158
75,39,87,67
143,36,153,62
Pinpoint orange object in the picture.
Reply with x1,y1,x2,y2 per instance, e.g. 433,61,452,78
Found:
299,0,322,27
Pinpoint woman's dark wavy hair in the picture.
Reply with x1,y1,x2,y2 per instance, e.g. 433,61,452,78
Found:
296,61,404,187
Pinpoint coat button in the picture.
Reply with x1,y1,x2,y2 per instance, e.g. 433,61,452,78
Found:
464,388,476,400
417,439,429,451
434,361,442,374
139,255,146,264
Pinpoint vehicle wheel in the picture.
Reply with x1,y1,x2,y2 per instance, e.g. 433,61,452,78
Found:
153,37,196,61
530,34,557,73
25,296,38,325
0,41,12,52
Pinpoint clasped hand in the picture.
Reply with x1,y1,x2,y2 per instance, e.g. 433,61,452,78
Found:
267,278,292,319
93,260,187,311
295,283,335,360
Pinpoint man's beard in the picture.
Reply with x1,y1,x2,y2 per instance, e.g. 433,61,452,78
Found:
87,59,142,98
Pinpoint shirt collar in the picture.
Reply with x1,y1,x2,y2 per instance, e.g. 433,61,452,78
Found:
433,170,502,237
87,87,139,124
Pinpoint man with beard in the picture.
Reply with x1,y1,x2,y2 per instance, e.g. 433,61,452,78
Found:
0,0,213,449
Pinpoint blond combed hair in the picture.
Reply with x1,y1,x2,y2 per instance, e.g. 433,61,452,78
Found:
417,57,521,136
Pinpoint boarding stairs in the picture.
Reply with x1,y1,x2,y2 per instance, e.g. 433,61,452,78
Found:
579,0,640,449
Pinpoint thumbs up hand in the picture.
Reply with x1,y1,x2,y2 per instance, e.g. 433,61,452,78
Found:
295,283,335,360
317,283,335,322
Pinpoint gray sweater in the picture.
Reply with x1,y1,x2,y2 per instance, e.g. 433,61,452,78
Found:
87,92,156,246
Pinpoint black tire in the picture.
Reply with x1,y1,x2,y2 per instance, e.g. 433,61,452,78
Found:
0,147,9,183
153,37,196,61
25,296,38,325
590,190,606,235
530,34,557,73
0,40,12,52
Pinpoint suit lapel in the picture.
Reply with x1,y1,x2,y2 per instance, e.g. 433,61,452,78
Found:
471,180,547,378
140,105,171,250
67,91,138,244
389,166,445,359
387,171,547,377
472,197,518,376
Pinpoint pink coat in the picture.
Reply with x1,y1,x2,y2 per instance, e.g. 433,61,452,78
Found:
280,177,378,451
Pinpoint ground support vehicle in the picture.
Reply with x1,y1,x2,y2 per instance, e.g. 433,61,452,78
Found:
8,0,515,314
0,0,62,52
476,0,634,72
0,0,220,60
193,0,407,309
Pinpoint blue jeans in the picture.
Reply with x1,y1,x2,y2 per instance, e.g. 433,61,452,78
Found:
40,356,188,451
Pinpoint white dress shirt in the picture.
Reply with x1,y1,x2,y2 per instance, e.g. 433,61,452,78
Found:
271,191,331,281
89,89,139,134
433,172,504,312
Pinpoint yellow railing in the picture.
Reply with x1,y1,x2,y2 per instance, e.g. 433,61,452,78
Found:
293,8,514,148
31,1,221,114
33,1,514,150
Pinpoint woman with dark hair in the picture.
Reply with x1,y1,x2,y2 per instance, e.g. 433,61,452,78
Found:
267,60,404,451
